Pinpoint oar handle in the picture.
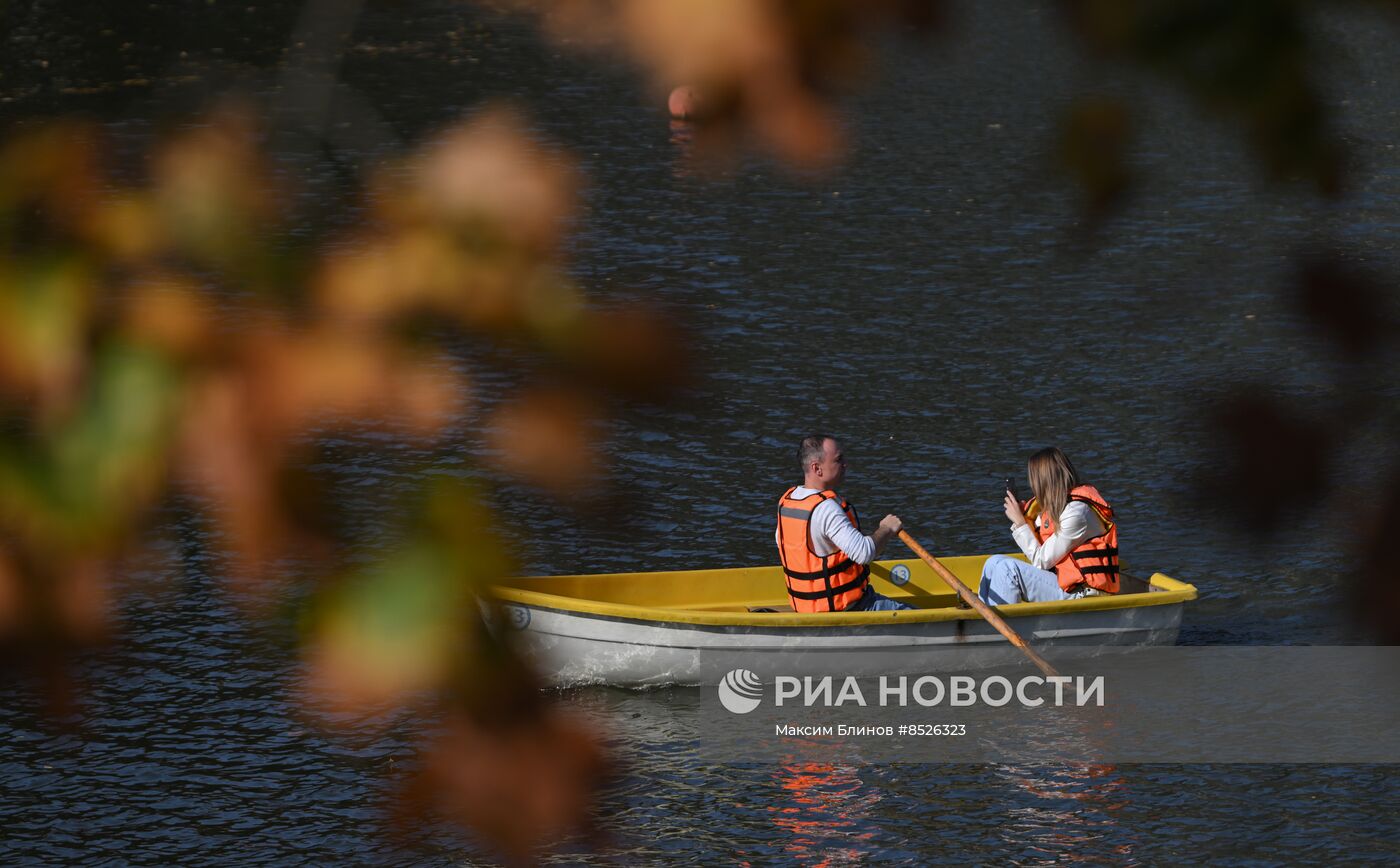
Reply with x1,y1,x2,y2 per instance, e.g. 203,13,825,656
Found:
897,529,1061,678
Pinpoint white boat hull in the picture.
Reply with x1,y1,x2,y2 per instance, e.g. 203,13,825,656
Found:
502,598,1186,687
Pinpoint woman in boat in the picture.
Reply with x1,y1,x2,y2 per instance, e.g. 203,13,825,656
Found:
978,447,1120,605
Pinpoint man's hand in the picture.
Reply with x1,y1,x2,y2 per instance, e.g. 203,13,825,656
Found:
872,513,903,556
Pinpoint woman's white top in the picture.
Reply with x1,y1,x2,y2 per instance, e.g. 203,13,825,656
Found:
1010,500,1106,572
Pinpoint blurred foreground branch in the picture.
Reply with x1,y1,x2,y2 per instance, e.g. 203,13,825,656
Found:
0,103,682,859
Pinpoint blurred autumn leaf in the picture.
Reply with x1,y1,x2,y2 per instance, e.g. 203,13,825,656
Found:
1354,468,1400,642
1297,254,1394,359
497,0,945,170
1059,98,1134,215
0,100,682,860
1061,0,1343,195
1195,392,1332,533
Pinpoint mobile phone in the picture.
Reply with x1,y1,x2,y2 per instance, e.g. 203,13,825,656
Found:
1004,477,1016,498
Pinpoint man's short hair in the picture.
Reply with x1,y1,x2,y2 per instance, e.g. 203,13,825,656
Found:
797,434,835,471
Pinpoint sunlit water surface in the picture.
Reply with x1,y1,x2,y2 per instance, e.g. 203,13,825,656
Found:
2,1,1400,863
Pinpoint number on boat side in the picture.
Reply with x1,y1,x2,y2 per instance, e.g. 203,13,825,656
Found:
504,605,531,630
890,564,911,586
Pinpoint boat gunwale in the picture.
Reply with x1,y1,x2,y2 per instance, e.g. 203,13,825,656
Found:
491,571,1198,629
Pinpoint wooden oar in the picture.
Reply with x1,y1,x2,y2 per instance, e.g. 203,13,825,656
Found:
897,529,1061,678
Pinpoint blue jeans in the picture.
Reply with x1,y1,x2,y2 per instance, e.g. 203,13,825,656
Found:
978,555,1075,605
846,587,913,611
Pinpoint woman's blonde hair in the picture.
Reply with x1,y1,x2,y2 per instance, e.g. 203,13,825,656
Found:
1027,446,1080,522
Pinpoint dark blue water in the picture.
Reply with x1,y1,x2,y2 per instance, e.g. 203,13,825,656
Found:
3,1,1400,863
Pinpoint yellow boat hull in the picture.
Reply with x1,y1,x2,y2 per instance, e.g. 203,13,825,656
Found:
491,555,1197,687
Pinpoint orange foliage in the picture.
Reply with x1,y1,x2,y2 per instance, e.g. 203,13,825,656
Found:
399,704,611,863
498,0,944,170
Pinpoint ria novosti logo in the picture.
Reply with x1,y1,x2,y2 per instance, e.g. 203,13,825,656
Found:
716,670,1106,713
718,668,764,714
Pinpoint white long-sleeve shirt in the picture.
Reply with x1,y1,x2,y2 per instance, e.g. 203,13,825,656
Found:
1011,500,1106,571
775,487,877,565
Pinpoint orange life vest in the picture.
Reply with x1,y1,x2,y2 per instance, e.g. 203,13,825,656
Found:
776,487,870,612
1028,484,1120,594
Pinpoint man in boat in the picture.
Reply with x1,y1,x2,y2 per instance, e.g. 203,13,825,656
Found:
776,434,909,612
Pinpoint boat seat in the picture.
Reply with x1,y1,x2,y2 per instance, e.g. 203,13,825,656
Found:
1119,572,1154,594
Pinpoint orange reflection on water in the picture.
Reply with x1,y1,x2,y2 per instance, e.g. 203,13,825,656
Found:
762,758,880,866
668,119,698,181
995,763,1134,862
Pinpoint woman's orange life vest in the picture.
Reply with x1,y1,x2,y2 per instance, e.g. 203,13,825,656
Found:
776,487,871,612
1027,484,1120,594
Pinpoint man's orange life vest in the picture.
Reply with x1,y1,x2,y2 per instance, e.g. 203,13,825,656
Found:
776,487,870,612
1027,484,1120,594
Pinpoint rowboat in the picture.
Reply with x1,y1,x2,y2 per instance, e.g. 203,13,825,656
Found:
491,555,1197,687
